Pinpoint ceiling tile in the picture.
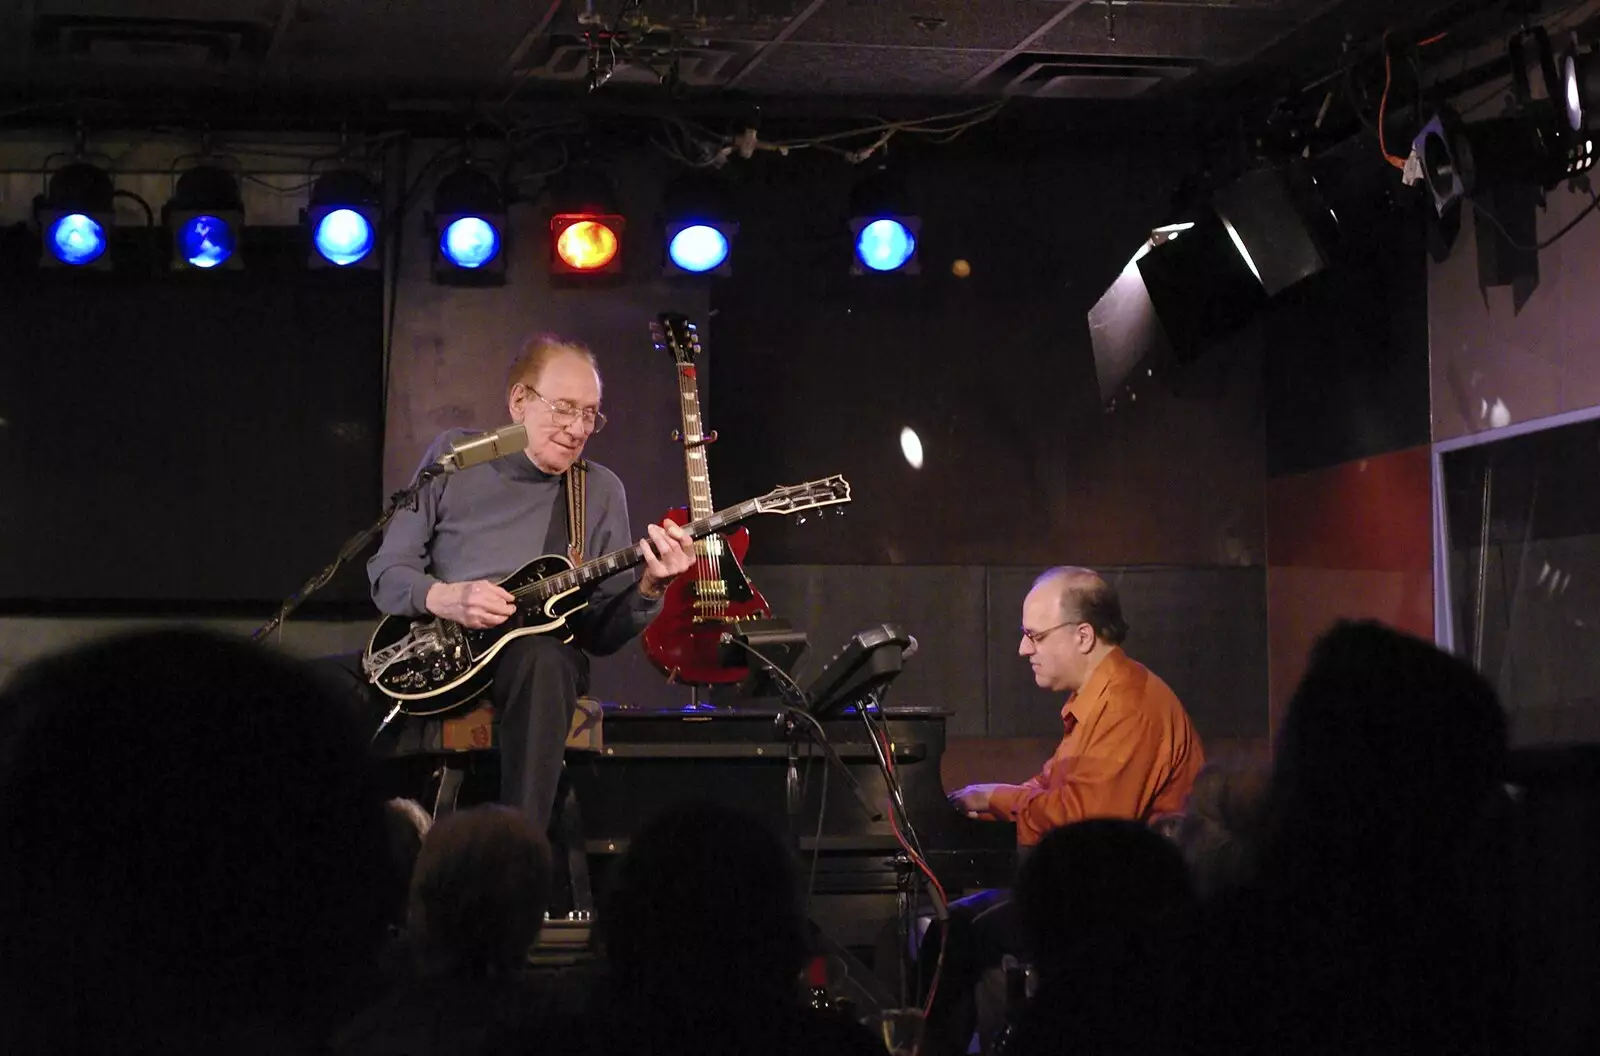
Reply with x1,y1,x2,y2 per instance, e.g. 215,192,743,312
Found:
790,0,1058,52
1038,1,1302,63
735,42,1003,95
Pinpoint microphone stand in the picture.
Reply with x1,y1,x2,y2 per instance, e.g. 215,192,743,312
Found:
251,462,448,644
722,637,883,825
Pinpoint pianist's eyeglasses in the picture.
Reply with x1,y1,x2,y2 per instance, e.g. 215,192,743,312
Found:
1020,620,1085,645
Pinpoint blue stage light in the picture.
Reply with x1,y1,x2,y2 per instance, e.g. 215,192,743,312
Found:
47,213,109,267
312,207,376,267
441,216,501,269
306,171,382,270
667,224,730,273
165,166,244,271
35,162,116,270
177,214,237,269
855,218,917,272
431,167,508,285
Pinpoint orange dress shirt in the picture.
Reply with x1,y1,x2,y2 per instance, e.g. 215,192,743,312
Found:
988,647,1205,846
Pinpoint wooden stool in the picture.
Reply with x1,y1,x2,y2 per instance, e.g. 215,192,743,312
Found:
419,695,605,916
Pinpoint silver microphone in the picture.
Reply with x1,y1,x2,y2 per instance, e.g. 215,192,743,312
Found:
439,423,529,472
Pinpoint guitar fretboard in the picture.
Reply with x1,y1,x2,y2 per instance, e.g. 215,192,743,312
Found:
677,361,716,521
511,500,759,603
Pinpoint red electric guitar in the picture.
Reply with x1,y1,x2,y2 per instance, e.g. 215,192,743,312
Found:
641,312,775,684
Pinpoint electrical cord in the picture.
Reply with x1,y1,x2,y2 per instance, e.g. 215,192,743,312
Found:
856,692,950,1019
717,635,858,914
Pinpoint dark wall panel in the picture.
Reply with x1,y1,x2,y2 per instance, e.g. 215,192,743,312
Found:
742,563,990,737
986,566,1267,743
708,135,1266,570
1261,198,1430,477
731,563,1267,748
0,231,382,606
1265,446,1434,736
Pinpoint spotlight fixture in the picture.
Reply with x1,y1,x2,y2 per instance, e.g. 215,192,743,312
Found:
164,165,243,271
1417,28,1596,217
34,162,115,269
549,164,625,276
306,170,381,269
430,166,507,286
1213,165,1340,297
1564,38,1600,134
848,168,920,275
661,172,736,276
1415,109,1591,216
1134,207,1267,362
666,224,732,273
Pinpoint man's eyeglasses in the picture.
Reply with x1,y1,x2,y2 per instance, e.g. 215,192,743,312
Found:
526,387,607,433
1020,620,1084,645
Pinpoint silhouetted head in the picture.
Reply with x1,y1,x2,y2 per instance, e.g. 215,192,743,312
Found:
0,628,391,1052
1014,818,1194,981
381,798,433,931
1263,620,1508,908
408,804,551,978
599,801,805,1004
1175,760,1270,901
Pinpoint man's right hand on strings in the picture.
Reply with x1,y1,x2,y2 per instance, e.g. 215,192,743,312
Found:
426,580,516,628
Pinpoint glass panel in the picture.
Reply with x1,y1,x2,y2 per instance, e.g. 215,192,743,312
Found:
1442,419,1600,745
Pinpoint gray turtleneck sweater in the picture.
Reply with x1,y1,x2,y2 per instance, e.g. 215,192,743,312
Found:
366,428,661,656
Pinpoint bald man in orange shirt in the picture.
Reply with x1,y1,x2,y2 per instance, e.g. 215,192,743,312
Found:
921,567,1205,1056
950,566,1205,839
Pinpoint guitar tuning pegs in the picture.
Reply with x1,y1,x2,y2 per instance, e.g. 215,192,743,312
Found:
795,514,807,525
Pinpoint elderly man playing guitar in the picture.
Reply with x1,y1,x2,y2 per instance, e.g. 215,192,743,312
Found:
365,334,694,835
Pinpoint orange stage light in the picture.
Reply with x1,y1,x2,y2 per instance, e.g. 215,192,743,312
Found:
552,214,623,273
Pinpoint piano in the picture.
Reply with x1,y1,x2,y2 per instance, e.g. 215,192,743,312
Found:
564,700,1016,1000
387,625,1018,1001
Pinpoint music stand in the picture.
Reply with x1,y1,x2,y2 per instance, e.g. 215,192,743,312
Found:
717,618,810,701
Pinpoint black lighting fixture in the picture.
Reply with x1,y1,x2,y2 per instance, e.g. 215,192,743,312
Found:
661,170,737,277
1561,36,1600,134
1416,27,1594,217
305,170,382,269
847,166,920,275
163,164,244,271
1212,164,1341,298
1134,207,1267,363
548,163,626,277
430,165,507,286
34,161,116,270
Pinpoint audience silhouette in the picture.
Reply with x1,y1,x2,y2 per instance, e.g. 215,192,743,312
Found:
1186,620,1515,1056
0,618,1557,1056
1006,819,1196,1056
333,804,558,1056
536,800,884,1056
0,628,393,1054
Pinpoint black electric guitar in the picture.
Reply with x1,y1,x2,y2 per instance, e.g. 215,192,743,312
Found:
362,475,851,715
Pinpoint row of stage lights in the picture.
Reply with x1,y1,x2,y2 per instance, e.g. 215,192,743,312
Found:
32,159,923,282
